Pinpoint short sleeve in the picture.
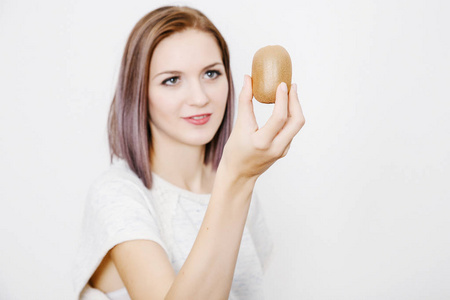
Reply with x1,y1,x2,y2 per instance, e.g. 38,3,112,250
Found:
72,177,166,298
247,192,274,273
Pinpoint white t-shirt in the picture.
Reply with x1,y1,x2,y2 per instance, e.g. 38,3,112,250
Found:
72,160,273,300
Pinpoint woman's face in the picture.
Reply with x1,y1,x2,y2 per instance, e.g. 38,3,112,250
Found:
148,29,228,149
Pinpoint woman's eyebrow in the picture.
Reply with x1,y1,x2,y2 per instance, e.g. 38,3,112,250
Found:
152,70,181,80
152,62,224,80
202,62,223,70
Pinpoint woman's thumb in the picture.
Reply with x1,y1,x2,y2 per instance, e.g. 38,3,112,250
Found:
237,75,254,118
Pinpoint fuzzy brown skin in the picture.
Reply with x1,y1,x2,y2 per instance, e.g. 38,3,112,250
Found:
252,45,292,103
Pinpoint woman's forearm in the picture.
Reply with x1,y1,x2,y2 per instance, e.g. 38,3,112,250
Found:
165,163,257,300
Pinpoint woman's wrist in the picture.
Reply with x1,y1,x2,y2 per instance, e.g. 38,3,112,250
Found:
212,159,258,208
217,156,258,186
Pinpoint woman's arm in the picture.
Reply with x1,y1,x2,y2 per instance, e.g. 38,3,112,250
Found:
110,75,305,300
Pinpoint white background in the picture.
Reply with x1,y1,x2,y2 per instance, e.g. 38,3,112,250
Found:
1,0,449,299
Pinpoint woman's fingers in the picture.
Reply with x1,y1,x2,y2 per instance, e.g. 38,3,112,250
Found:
236,75,257,129
273,83,305,150
281,142,291,158
234,77,304,160
289,84,304,121
255,82,289,145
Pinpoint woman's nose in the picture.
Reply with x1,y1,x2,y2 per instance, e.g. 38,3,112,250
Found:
186,80,209,107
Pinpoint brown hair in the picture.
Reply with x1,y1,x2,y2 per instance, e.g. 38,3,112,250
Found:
108,6,234,189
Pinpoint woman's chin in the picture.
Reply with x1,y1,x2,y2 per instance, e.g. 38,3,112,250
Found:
184,126,221,146
186,135,216,147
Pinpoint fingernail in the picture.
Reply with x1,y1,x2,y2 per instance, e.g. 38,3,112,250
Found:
281,82,287,92
292,83,297,93
243,76,246,86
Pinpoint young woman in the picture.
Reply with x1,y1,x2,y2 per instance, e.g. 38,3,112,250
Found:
73,5,304,300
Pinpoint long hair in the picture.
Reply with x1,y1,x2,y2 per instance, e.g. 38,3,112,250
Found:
108,6,234,189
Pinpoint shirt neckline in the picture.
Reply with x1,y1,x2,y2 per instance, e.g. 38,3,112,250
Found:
151,172,211,205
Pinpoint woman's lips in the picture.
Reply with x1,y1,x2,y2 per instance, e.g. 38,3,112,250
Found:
183,114,211,125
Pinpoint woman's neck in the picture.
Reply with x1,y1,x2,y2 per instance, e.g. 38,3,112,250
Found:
150,138,215,194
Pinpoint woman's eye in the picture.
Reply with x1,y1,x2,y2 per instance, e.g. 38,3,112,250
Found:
162,77,179,86
205,70,221,79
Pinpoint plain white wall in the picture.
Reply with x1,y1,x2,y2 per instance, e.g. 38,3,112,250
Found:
1,0,449,299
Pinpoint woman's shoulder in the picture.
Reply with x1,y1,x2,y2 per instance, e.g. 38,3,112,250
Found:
89,159,145,190
92,159,141,185
86,159,150,208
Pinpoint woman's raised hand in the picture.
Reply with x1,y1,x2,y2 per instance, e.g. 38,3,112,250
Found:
221,75,305,180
